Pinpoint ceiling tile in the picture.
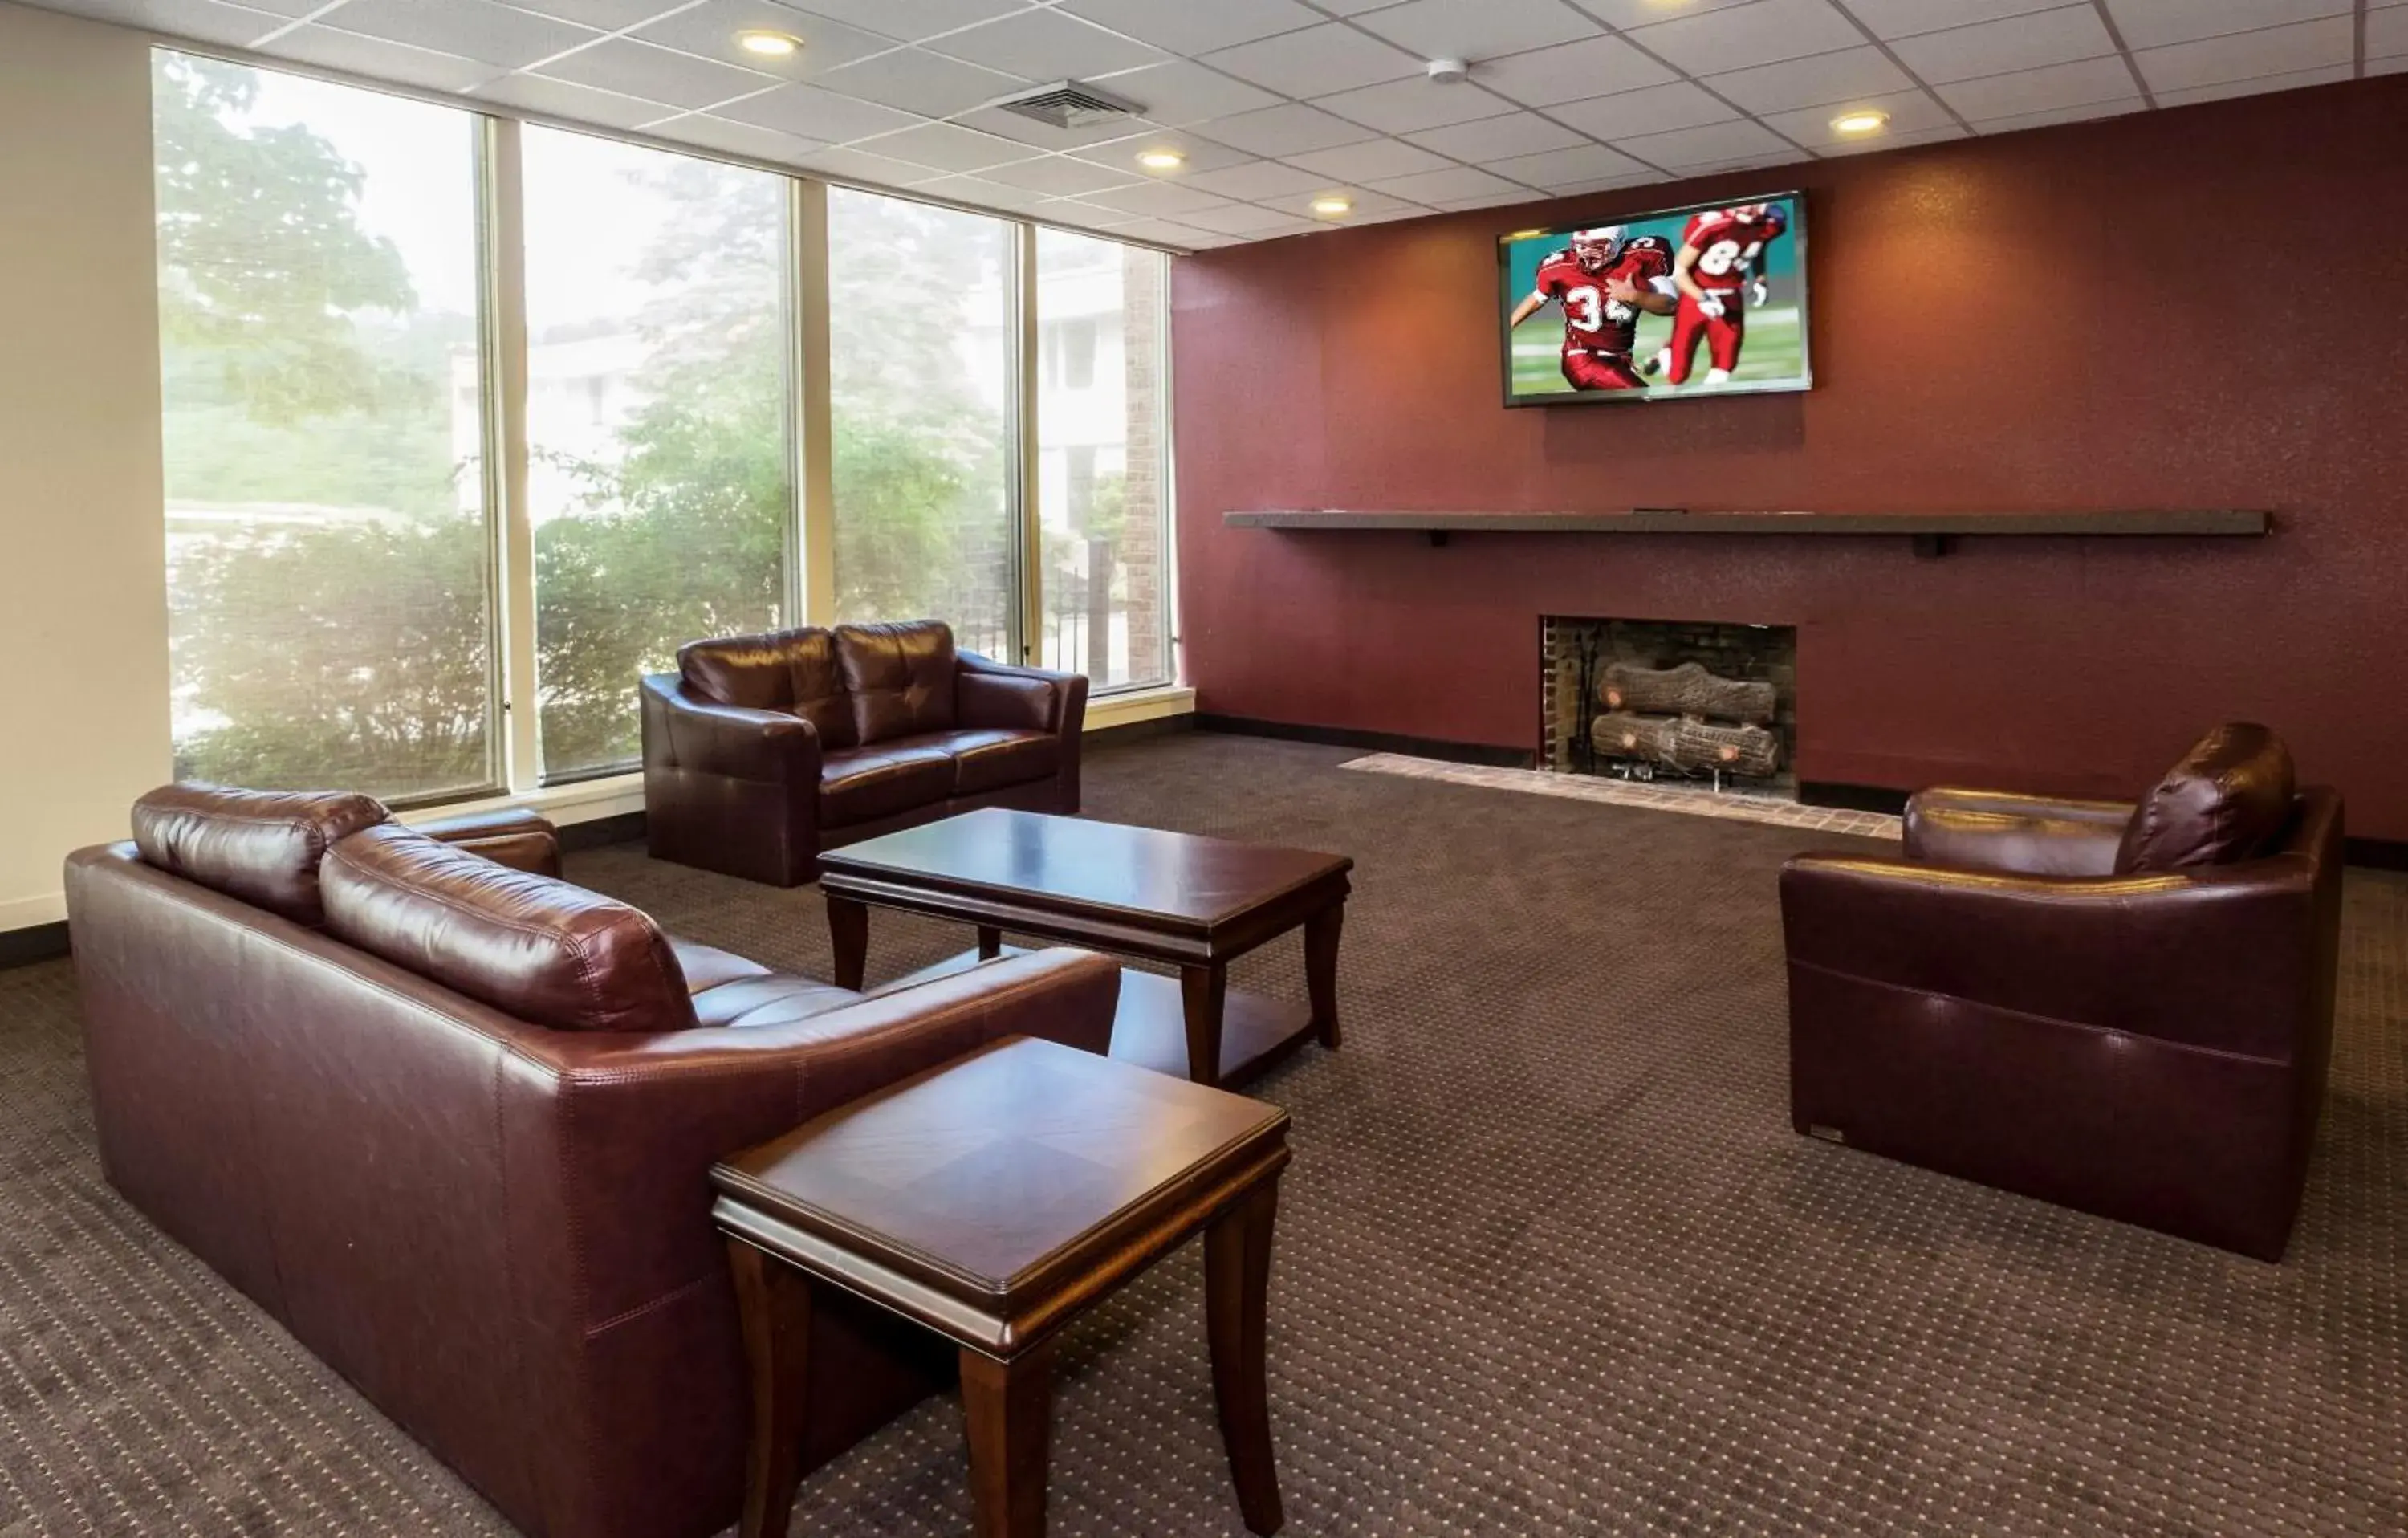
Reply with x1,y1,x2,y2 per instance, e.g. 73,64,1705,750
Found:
506,0,676,29
1076,179,1237,216
1484,141,1649,190
1199,23,1422,98
470,70,672,125
792,143,948,182
2150,59,2354,104
632,2,897,79
782,0,1030,43
1312,0,1418,14
63,0,289,47
1085,60,1283,125
973,153,1141,195
1841,0,2070,39
1350,0,1602,60
1055,0,1323,55
713,80,927,139
1806,120,1969,155
537,39,780,109
318,0,600,69
1274,188,1426,220
1622,0,1865,76
1936,55,2139,120
2133,16,2354,91
1183,159,1330,199
1544,172,1660,197
1202,102,1384,156
2372,6,2408,60
1432,189,1537,212
1549,80,1739,140
854,119,1040,170
1078,215,1206,246
1403,111,1586,161
652,112,829,163
923,7,1166,79
1705,45,1916,113
1176,202,1321,235
1758,87,1957,144
1570,0,1760,28
1609,116,1790,168
908,172,1054,210
1283,137,1455,181
1362,164,1523,202
150,0,317,19
951,102,1166,148
2105,0,2351,49
812,47,1027,116
1472,35,1674,107
1967,95,2144,132
1064,128,1257,174
1888,6,2117,83
257,24,508,89
1312,77,1519,132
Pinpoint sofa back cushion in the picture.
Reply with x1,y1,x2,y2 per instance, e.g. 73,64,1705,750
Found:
680,626,855,748
131,783,389,926
322,823,697,1033
2115,722,2298,873
836,620,958,743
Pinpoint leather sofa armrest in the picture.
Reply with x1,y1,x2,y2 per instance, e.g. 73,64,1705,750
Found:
1903,787,2135,877
1780,852,2317,1060
640,673,822,784
956,651,1085,736
413,807,563,879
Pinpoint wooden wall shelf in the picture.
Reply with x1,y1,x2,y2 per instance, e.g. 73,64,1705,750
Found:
1224,508,2271,556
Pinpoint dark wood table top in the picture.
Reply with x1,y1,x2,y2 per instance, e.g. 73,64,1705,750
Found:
816,809,1350,938
711,1037,1289,1348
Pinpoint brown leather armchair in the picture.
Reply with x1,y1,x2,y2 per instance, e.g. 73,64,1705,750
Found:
641,619,1088,886
1781,725,2343,1260
67,783,1121,1538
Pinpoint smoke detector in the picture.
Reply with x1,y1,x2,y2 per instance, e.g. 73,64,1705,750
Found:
1427,57,1470,85
992,80,1144,130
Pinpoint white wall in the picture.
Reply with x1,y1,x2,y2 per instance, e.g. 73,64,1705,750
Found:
0,2,171,931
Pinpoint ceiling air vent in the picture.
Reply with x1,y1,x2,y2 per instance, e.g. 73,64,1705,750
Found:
991,80,1144,131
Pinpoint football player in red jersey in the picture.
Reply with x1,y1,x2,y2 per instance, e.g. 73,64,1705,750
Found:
1508,226,1678,392
1649,201,1789,387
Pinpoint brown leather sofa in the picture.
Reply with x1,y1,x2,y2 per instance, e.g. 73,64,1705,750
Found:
66,784,1121,1538
641,619,1088,886
1781,724,2343,1260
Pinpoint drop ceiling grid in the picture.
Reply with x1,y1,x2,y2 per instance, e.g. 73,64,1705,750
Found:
31,0,2404,250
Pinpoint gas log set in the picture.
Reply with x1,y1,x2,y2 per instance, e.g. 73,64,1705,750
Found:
1593,661,1781,781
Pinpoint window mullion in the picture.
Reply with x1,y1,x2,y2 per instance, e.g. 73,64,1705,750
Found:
1014,220,1043,665
795,178,836,629
482,114,541,795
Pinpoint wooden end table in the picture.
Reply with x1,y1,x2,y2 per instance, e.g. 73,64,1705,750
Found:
817,809,1352,1089
711,1036,1291,1538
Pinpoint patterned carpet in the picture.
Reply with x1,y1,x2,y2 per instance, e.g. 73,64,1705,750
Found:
2,730,2404,1536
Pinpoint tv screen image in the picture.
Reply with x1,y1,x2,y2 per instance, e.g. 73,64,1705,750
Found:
1498,193,1808,406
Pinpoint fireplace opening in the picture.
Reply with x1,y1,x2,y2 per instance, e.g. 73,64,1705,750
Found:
1540,617,1798,796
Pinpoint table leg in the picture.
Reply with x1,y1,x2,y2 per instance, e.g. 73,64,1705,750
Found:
978,926,1003,961
1304,904,1344,1051
1179,963,1229,1089
727,1240,815,1538
1205,1180,1285,1536
827,894,868,991
961,1344,1052,1538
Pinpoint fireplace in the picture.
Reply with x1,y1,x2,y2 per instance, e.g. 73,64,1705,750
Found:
1540,617,1799,795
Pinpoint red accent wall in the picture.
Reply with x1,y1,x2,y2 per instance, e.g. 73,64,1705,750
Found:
1172,75,2408,839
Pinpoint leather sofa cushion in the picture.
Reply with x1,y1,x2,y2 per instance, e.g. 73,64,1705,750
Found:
681,626,855,749
820,742,956,828
2115,722,2297,873
322,824,697,1034
132,783,389,926
837,621,957,744
667,936,773,995
943,728,1060,795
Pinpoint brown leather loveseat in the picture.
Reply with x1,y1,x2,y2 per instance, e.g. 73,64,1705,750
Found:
641,619,1087,886
66,783,1121,1538
1780,724,2342,1260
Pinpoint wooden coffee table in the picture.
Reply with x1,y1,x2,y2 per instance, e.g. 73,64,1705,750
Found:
819,809,1352,1089
712,1035,1291,1538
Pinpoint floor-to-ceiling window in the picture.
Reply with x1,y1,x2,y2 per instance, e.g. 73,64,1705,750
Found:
154,53,497,802
520,128,795,782
151,51,1175,808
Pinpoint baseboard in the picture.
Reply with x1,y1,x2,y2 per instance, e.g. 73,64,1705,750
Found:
1798,781,1911,816
0,920,70,970
2347,836,2408,872
1192,714,1535,769
558,810,646,852
1085,714,1195,749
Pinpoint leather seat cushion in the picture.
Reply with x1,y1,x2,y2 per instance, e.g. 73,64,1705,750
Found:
322,824,697,1034
836,621,958,743
941,728,1060,795
668,937,774,995
819,742,956,827
685,968,864,1030
132,783,390,926
2115,723,2297,873
680,625,855,748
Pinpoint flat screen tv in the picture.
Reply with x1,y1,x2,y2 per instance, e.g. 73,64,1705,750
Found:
1499,191,1808,407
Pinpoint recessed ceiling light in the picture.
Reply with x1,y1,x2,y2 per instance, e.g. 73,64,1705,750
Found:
1137,149,1186,171
1831,108,1889,135
1312,195,1352,218
736,30,802,58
